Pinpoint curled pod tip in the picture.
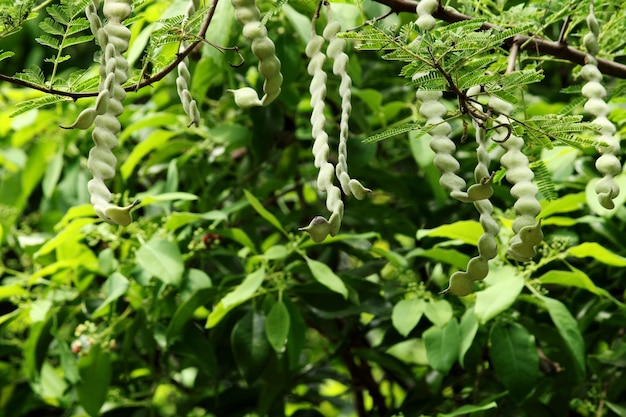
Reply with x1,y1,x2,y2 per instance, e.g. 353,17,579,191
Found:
299,216,331,243
229,87,263,108
103,200,138,226
466,174,494,201
441,271,473,297
328,210,342,236
348,179,371,200
61,107,98,130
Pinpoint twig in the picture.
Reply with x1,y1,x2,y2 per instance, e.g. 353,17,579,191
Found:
0,0,220,99
506,37,520,74
372,0,626,79
558,15,572,45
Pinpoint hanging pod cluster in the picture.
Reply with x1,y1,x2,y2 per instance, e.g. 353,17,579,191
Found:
582,5,622,209
176,0,202,127
230,0,283,107
413,2,542,295
66,0,136,226
442,88,499,296
299,4,370,243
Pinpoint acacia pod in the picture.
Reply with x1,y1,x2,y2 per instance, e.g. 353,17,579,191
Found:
416,0,438,31
581,5,621,210
299,216,331,243
82,0,136,225
231,0,282,107
441,271,473,296
322,15,369,200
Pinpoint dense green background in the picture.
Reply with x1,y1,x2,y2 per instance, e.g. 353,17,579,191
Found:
1,0,626,416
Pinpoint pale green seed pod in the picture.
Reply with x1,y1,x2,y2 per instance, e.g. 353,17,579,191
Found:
416,90,467,200
300,24,343,243
230,0,283,107
489,95,542,261
582,4,621,210
298,216,331,243
416,0,438,31
323,16,370,200
83,0,136,226
443,271,473,297
176,0,201,127
442,90,499,295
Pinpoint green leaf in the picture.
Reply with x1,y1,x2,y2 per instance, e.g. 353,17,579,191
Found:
407,247,471,270
57,336,80,384
567,242,626,266
0,284,28,300
212,228,258,253
540,192,586,218
423,298,453,327
538,268,602,295
459,308,478,368
42,147,64,198
423,319,460,373
391,298,425,337
305,257,348,299
137,192,199,208
34,217,95,258
121,130,177,180
585,175,626,217
77,344,112,417
474,265,524,324
11,95,71,117
231,310,272,384
489,322,540,402
265,300,290,352
167,286,213,345
136,237,184,287
540,296,586,379
284,297,306,370
437,400,497,417
92,273,129,317
205,268,265,328
417,220,483,245
0,50,15,62
243,189,288,236
163,210,228,231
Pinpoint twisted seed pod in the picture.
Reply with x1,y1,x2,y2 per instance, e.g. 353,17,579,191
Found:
86,0,103,44
323,17,370,200
299,28,343,243
582,5,621,210
442,88,498,296
416,0,438,31
416,90,473,202
176,0,201,127
230,0,283,107
489,95,542,262
83,0,136,226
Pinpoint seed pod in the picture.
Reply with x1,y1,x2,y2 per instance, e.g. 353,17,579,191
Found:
301,26,344,243
323,15,370,200
582,4,621,210
441,89,499,295
416,0,438,31
176,0,201,127
230,0,283,107
82,0,136,226
489,95,542,261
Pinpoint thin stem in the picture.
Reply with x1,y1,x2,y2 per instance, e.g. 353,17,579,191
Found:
506,37,520,74
0,0,220,99
373,0,626,79
558,15,572,44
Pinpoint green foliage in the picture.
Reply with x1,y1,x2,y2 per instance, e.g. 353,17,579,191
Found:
2,0,626,417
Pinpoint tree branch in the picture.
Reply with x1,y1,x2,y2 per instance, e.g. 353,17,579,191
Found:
372,0,626,79
0,0,219,99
